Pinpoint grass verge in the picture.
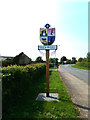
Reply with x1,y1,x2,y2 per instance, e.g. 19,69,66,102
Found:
3,71,80,119
50,66,57,69
72,64,90,70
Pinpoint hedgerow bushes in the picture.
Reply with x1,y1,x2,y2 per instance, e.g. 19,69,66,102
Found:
2,63,46,114
76,58,90,68
49,63,54,68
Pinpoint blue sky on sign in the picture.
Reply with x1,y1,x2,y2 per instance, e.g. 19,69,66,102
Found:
0,0,88,61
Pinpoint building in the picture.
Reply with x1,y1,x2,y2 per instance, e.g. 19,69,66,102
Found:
1,52,32,66
13,52,31,65
0,56,13,61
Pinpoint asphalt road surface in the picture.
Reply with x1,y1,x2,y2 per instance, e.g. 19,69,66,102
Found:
58,64,90,118
60,64,90,84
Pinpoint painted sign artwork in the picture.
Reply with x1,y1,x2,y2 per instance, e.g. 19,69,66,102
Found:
40,28,55,45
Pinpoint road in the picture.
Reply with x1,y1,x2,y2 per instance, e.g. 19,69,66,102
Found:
58,65,90,119
60,64,89,84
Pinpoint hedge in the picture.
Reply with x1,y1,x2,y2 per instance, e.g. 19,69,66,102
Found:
76,61,90,68
2,63,46,114
49,63,54,67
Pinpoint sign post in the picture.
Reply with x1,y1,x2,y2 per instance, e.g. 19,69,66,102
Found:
46,50,49,97
38,24,57,97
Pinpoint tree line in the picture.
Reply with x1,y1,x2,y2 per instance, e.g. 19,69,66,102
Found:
75,52,90,68
1,52,90,67
60,56,77,64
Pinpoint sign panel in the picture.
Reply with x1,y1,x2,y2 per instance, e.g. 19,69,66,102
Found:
40,36,48,45
38,45,57,50
40,28,47,36
48,28,55,36
40,27,55,45
48,36,55,45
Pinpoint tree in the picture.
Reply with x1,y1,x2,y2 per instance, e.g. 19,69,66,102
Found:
55,58,59,65
87,52,90,62
87,52,90,58
60,56,67,64
49,58,58,65
71,57,77,64
78,57,83,62
35,56,43,63
49,58,54,63
2,58,13,67
66,59,71,64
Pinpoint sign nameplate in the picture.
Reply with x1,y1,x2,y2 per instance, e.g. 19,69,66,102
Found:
38,45,57,50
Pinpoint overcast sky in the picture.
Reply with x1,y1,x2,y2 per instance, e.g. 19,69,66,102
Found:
0,0,89,61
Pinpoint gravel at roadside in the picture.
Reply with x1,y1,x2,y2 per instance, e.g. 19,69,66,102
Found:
58,67,89,119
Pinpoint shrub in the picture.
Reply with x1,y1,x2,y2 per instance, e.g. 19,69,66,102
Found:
49,63,54,68
76,58,90,69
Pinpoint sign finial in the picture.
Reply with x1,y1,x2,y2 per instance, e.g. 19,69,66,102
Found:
45,24,50,28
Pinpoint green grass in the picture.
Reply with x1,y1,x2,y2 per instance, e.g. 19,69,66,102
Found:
50,66,57,69
3,71,80,119
72,64,90,70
